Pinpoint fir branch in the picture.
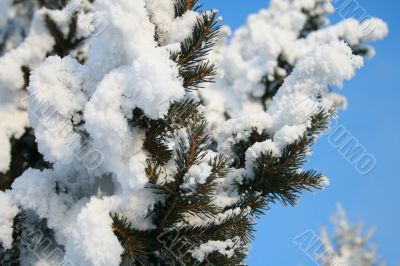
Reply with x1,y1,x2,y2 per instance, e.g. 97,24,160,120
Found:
112,214,152,259
21,66,30,90
231,129,271,169
177,12,219,67
174,0,201,18
44,13,84,57
238,110,332,212
178,209,254,246
260,54,294,108
171,11,220,91
181,61,217,89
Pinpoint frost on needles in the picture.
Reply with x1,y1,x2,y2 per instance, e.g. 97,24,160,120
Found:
0,0,388,265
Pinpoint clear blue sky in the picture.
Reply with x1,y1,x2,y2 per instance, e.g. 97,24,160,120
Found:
202,1,400,265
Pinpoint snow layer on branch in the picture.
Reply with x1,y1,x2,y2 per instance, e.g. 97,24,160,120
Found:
201,0,387,126
0,192,19,249
26,0,185,195
216,112,272,155
267,41,363,132
9,168,73,232
181,162,213,193
217,41,363,180
0,2,94,173
28,56,90,164
285,18,389,63
0,10,54,172
145,0,199,45
64,197,123,266
83,0,185,195
7,167,123,266
191,237,240,262
3,0,191,263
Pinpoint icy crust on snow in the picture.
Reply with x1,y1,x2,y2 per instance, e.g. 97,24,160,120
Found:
0,2,95,173
1,0,199,264
217,41,363,182
201,0,388,126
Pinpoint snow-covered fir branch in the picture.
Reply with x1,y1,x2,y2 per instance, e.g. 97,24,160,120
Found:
0,0,388,265
200,0,388,127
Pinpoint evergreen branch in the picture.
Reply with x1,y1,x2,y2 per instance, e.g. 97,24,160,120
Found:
112,214,153,258
181,61,217,90
177,209,254,245
231,129,271,169
177,12,219,67
44,13,84,57
171,11,221,91
238,110,331,211
174,0,201,18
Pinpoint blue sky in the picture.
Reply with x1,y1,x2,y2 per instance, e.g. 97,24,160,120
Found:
202,1,400,265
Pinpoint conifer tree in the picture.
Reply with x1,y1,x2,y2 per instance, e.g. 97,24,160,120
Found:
0,0,387,265
319,205,384,266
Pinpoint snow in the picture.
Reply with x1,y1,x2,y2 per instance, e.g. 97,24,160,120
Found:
216,112,273,155
0,0,388,264
245,140,280,176
9,168,72,232
1,0,206,263
267,41,363,133
180,207,246,228
188,163,213,185
0,2,94,173
217,41,363,179
64,197,123,266
319,176,330,188
200,0,388,127
145,0,199,45
191,237,240,262
0,192,19,249
359,17,389,41
28,56,90,164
